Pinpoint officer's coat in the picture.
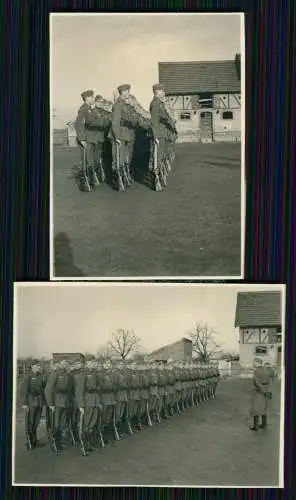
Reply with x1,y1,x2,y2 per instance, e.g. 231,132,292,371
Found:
74,103,95,143
44,371,72,407
84,107,111,143
250,366,272,416
75,370,101,408
21,373,46,407
149,96,175,140
109,97,136,142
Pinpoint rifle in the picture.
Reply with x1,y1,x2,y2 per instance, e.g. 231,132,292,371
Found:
67,411,78,446
112,405,120,441
125,401,133,435
24,408,32,451
96,410,105,448
115,141,125,191
153,141,162,192
146,400,153,427
78,411,87,457
81,146,92,192
46,408,58,453
99,158,106,183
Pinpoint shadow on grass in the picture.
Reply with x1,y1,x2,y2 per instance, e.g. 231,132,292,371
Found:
54,232,86,277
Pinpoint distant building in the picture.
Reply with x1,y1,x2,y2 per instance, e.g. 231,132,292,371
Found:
147,338,192,363
52,352,85,362
159,54,241,143
235,291,282,368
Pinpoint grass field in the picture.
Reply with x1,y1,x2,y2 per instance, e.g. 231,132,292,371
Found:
53,143,241,277
13,379,281,486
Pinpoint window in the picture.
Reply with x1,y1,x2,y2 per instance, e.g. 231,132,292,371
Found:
255,346,267,354
222,111,233,120
180,112,191,120
199,93,213,108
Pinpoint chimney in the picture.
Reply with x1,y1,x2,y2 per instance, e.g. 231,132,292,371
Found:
235,53,241,80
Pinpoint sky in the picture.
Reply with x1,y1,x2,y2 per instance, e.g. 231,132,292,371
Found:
14,284,283,359
51,13,243,126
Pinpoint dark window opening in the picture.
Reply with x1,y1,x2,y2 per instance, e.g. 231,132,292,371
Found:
255,346,267,354
180,112,191,120
222,111,233,120
200,111,212,119
199,93,213,108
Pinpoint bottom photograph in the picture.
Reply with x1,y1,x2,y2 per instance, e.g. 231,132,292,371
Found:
12,283,285,487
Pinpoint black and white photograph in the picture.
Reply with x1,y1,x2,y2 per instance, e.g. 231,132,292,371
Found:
51,13,245,279
13,283,284,487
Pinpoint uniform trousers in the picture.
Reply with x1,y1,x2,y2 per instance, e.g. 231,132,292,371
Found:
26,406,43,440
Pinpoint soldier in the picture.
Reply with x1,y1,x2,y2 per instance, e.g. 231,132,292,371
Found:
114,361,130,437
149,83,176,191
21,359,46,450
139,364,152,427
157,362,169,419
74,89,101,191
108,83,137,190
166,362,176,416
128,363,142,430
173,363,182,414
68,360,83,446
250,357,273,431
84,94,112,185
74,357,103,454
149,362,161,424
100,359,117,443
44,359,73,453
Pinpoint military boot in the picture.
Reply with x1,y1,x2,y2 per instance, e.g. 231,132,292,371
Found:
250,416,259,431
259,415,267,429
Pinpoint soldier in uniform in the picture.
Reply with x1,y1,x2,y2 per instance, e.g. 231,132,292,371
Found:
149,83,176,191
174,363,182,414
84,94,112,185
128,363,142,430
21,359,46,450
74,357,103,454
139,364,152,427
114,361,130,436
250,357,273,431
100,359,117,442
157,362,169,418
166,362,176,416
108,83,137,190
148,362,161,423
44,359,73,453
74,89,101,191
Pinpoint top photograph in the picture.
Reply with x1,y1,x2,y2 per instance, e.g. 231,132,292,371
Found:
50,13,245,280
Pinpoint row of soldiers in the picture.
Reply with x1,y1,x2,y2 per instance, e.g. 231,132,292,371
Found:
74,83,177,193
21,358,220,456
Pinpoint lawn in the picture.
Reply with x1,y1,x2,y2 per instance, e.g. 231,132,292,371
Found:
13,378,281,486
52,143,242,278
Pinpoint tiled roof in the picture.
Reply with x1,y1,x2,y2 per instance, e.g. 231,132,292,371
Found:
159,56,240,94
235,291,282,328
148,337,192,356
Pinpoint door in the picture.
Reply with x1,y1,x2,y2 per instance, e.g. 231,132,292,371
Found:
200,111,213,142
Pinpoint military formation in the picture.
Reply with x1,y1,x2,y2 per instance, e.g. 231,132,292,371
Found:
74,83,177,193
21,357,220,456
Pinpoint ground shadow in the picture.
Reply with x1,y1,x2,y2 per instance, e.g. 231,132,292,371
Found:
54,232,86,277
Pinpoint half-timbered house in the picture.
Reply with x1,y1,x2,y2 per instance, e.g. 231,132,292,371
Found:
234,291,282,369
159,53,241,143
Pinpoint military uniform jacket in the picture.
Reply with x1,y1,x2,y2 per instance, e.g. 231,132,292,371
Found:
174,369,182,391
75,371,101,408
129,372,141,400
71,370,81,408
140,372,150,399
166,371,175,394
157,371,167,396
45,371,73,407
149,372,158,396
21,373,46,407
74,103,98,143
149,96,175,140
114,371,128,402
100,371,115,406
84,108,111,143
109,97,136,142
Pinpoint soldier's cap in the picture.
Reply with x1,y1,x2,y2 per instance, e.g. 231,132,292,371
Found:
30,359,40,367
152,83,165,92
95,94,103,102
81,90,94,100
117,84,131,93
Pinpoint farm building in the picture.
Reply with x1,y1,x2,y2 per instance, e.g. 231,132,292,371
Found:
234,291,282,369
147,337,193,363
159,53,241,143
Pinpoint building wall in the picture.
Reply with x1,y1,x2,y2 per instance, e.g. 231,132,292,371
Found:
167,93,241,143
238,327,281,367
147,339,192,362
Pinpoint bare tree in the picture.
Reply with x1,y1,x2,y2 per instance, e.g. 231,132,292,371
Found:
108,329,141,360
189,323,220,363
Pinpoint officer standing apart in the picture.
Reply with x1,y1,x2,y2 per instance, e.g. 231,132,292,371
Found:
21,359,46,450
250,357,273,431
